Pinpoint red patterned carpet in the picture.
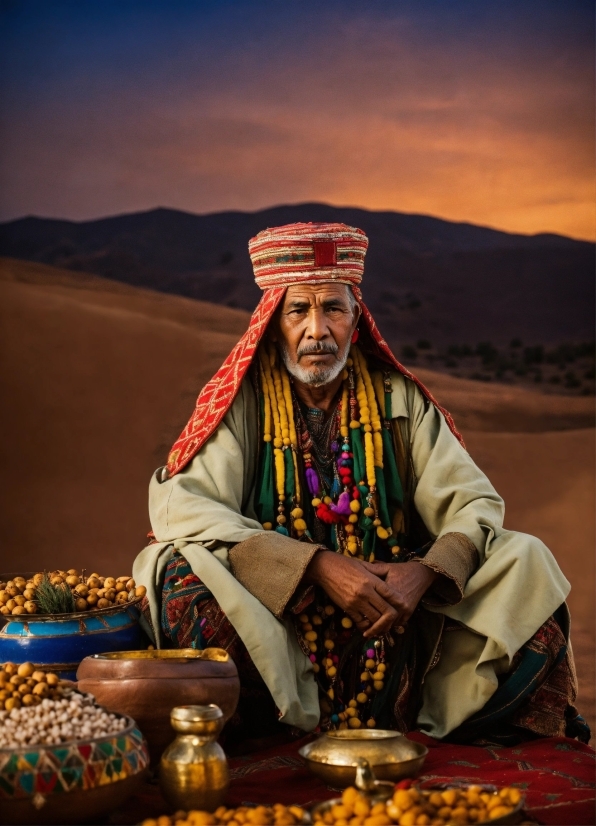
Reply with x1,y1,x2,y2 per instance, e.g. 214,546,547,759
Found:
112,733,595,825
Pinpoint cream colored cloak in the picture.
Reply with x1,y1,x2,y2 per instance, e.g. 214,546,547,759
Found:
133,373,569,737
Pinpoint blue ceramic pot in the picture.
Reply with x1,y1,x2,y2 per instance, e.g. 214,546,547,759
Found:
0,601,145,680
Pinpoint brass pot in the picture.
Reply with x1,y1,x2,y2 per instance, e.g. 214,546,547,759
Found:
159,705,229,813
299,729,428,788
76,647,239,764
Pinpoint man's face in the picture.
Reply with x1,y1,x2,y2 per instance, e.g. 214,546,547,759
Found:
272,283,360,387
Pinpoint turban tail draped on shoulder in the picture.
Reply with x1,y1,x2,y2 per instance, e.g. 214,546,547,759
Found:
166,222,463,477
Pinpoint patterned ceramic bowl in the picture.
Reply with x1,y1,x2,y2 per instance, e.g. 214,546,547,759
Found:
0,572,145,680
0,715,149,825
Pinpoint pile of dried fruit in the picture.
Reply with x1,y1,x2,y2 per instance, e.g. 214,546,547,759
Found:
0,668,127,747
0,662,66,711
139,784,525,826
312,784,523,825
0,570,146,616
141,804,307,826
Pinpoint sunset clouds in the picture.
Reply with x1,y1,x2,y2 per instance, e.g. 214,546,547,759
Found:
0,0,593,238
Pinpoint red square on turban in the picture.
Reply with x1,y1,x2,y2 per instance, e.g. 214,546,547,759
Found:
313,240,337,267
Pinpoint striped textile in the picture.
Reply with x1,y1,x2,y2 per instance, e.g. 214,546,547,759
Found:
248,222,367,288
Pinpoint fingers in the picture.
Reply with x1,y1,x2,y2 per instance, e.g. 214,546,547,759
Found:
359,560,391,579
364,583,397,620
361,594,398,639
373,578,405,613
324,564,412,639
348,603,381,625
350,598,411,638
363,606,397,639
371,580,415,635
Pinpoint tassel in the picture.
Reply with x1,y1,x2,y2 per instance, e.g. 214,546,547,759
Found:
275,525,289,536
330,491,352,516
306,467,320,497
317,503,341,524
330,476,341,499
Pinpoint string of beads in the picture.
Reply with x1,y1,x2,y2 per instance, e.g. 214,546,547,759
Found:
258,344,396,553
256,343,406,729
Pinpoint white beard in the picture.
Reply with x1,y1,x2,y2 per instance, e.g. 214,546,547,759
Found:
278,341,350,387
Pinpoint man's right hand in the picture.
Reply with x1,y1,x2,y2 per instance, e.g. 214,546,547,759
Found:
303,551,402,639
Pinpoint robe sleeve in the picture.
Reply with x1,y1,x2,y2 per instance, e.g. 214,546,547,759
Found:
228,533,325,619
397,375,504,602
417,532,479,605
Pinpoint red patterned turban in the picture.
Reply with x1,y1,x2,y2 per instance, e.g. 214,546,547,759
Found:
249,222,368,288
166,222,462,476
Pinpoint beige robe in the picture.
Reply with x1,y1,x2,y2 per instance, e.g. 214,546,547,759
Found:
133,372,570,737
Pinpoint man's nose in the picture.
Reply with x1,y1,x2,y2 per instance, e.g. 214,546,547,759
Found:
305,307,330,340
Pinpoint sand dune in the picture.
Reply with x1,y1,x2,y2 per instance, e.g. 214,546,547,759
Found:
411,366,595,433
0,257,593,732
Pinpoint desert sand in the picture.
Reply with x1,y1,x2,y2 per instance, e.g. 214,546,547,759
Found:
0,257,593,732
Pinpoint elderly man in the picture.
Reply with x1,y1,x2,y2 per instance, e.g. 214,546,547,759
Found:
134,222,587,747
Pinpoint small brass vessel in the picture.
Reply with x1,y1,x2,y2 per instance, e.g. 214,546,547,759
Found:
299,729,428,787
159,705,229,812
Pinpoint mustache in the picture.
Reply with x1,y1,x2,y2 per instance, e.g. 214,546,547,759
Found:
297,342,340,359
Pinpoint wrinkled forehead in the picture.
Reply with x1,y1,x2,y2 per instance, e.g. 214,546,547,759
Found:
282,282,354,305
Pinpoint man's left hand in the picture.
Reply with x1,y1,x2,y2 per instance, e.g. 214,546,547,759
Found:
359,560,438,630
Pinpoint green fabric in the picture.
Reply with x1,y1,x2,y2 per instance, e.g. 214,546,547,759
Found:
374,461,392,531
331,523,339,551
284,447,295,500
255,441,275,525
351,426,365,485
363,525,376,559
381,428,403,507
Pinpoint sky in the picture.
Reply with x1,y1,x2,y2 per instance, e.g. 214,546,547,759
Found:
0,0,594,239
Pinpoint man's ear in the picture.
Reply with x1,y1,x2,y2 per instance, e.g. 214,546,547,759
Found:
352,302,362,330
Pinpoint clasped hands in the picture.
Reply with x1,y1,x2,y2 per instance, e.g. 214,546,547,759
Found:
304,551,438,639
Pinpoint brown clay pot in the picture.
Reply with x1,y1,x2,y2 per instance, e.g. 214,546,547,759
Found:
76,648,239,765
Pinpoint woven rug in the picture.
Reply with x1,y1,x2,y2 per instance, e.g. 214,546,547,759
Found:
110,734,595,825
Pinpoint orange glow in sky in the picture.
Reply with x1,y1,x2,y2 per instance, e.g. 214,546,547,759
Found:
0,2,593,240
